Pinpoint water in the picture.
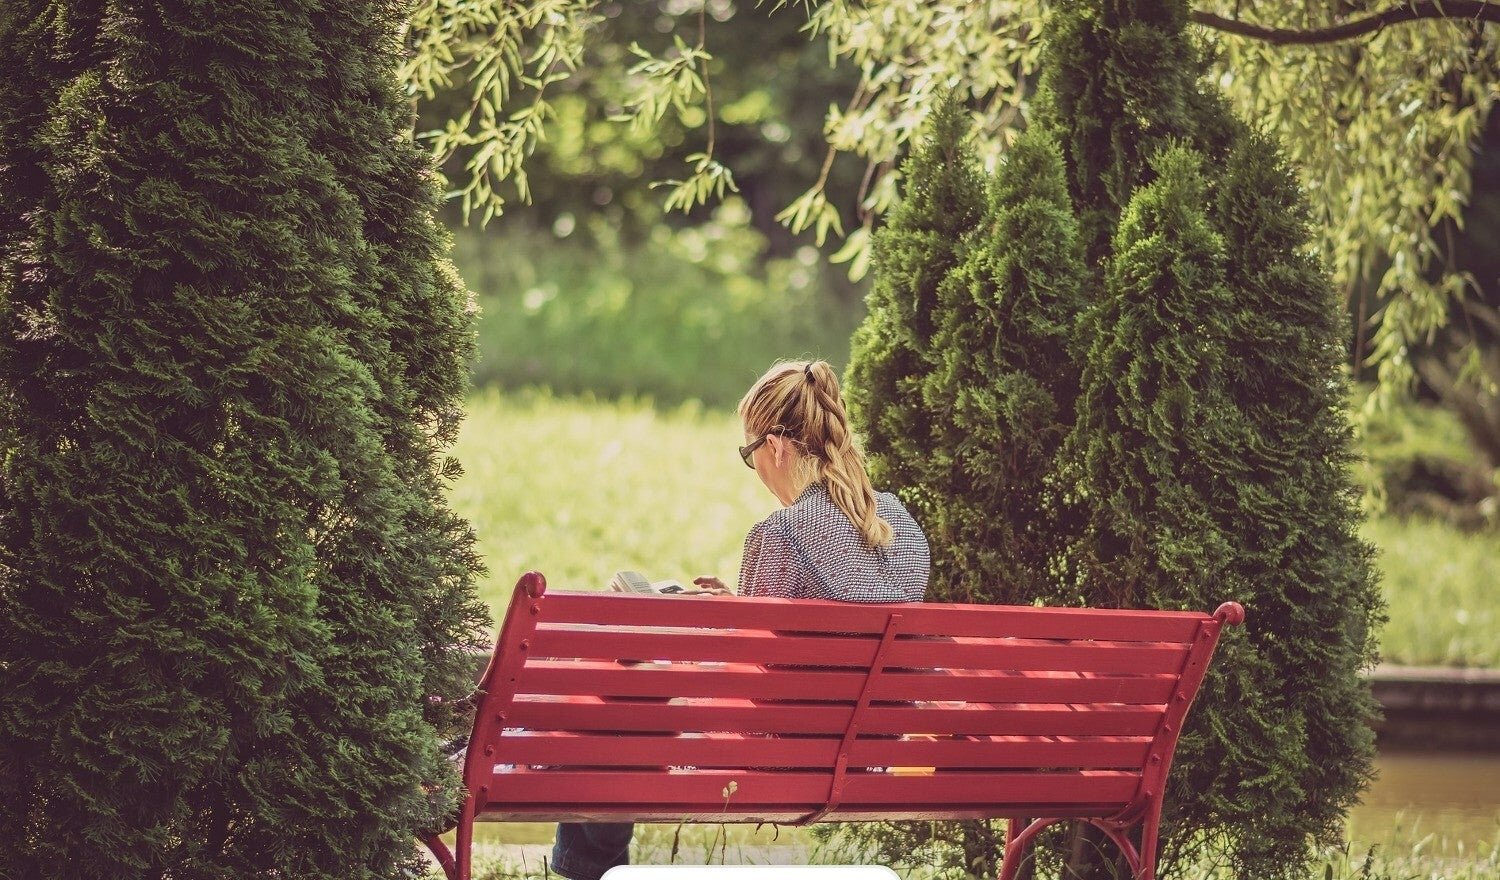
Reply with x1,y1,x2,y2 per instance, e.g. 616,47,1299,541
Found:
1348,749,1500,851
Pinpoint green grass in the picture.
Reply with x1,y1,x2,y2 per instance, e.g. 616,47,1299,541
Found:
451,389,780,620
1365,517,1500,667
451,392,1500,667
444,822,1500,880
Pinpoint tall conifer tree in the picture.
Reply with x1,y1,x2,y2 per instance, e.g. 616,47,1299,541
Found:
920,125,1089,607
1198,127,1381,868
1041,0,1236,261
0,3,486,878
1064,146,1239,612
840,3,1382,877
846,97,986,503
1049,4,1381,875
843,121,1093,879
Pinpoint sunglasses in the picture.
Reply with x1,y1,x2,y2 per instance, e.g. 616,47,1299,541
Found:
738,428,786,469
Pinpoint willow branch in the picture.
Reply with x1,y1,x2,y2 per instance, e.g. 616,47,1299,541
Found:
1192,1,1499,45
699,1,716,160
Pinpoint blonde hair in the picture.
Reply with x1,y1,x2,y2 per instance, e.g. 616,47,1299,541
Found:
738,359,894,548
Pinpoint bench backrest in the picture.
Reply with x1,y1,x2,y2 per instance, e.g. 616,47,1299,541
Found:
462,572,1243,825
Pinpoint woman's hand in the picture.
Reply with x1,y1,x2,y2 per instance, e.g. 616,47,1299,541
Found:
692,576,733,596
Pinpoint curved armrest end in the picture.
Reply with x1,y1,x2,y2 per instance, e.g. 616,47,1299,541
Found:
1213,601,1246,627
519,570,548,599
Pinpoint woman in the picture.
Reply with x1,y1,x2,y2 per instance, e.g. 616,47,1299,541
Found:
551,359,930,880
700,358,929,601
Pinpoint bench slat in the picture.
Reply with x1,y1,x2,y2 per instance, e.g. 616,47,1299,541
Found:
504,698,1165,737
483,768,1140,809
489,731,1153,770
529,627,1192,674
540,591,1205,643
517,661,1180,704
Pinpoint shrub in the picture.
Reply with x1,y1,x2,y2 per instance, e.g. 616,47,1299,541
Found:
845,97,987,506
840,3,1383,878
918,124,1090,608
0,3,487,877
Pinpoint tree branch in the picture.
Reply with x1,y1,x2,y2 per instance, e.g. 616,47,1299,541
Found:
1192,1,1499,45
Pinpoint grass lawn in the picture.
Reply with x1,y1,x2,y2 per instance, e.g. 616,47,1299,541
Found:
451,391,1499,669
1364,516,1499,667
451,389,779,611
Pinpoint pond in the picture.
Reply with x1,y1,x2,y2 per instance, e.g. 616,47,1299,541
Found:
1348,748,1500,852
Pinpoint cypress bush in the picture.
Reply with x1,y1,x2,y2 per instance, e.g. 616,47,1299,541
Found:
1049,4,1382,874
843,121,1093,880
1062,145,1240,612
1040,0,1236,262
0,3,487,878
839,2,1382,877
1059,137,1382,880
918,124,1089,609
845,97,986,502
1193,127,1381,870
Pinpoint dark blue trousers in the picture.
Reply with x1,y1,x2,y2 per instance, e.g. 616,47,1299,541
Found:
551,822,634,880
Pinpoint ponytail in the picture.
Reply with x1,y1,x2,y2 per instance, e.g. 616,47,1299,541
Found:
739,360,894,548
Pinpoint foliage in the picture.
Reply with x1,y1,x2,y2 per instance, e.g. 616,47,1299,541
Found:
1358,385,1500,529
454,201,861,408
1047,4,1245,264
835,3,1386,878
0,2,487,877
1402,109,1500,512
1064,137,1381,879
1063,144,1238,611
873,115,1088,613
844,97,987,507
1204,122,1386,867
407,0,1500,406
406,1,867,252
1211,4,1499,398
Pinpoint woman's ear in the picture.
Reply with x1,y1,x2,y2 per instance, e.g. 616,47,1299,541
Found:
768,433,789,467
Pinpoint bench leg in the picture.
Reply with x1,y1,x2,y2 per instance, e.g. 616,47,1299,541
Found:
453,800,478,880
1000,816,1159,880
997,817,1061,880
1005,816,1025,850
1137,800,1163,880
422,833,458,880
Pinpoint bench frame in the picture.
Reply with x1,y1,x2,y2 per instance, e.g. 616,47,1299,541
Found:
425,571,1244,880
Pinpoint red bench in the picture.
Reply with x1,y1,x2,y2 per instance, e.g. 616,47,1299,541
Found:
425,571,1244,880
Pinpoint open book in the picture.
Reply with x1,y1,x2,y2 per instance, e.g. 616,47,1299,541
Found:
608,570,702,595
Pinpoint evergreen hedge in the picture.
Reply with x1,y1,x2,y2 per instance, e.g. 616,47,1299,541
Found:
843,2,1383,877
0,3,487,878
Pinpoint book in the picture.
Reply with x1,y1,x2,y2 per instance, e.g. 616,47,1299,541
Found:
608,570,701,595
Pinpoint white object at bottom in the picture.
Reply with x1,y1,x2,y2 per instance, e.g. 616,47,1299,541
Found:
604,869,898,880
